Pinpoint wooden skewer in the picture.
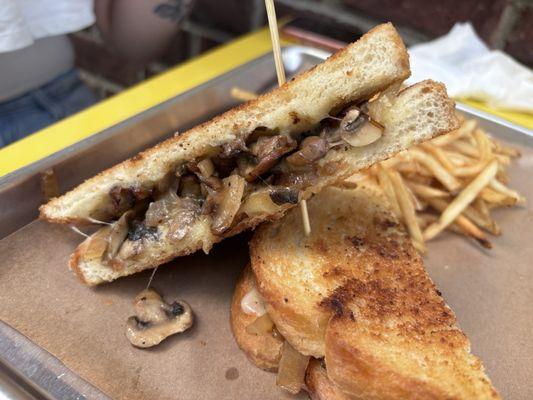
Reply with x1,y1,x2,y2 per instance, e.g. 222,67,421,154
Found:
264,0,286,86
264,0,311,236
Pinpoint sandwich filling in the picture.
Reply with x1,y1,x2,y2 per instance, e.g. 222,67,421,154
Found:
80,102,384,269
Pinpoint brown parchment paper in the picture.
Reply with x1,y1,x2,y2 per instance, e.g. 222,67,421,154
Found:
1,142,532,400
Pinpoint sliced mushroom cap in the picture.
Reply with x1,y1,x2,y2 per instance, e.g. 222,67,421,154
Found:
109,186,136,216
126,288,193,348
274,169,319,189
197,175,223,192
341,118,384,147
108,185,152,217
339,111,384,148
220,137,247,158
269,187,300,205
127,221,159,242
286,136,328,169
340,107,362,132
211,175,246,235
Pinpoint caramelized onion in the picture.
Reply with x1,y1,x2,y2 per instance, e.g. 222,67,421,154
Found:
245,313,274,335
117,239,142,260
104,210,132,264
83,226,112,263
179,175,202,198
240,287,266,316
197,158,215,178
239,190,280,217
168,198,201,241
276,341,310,394
211,175,246,234
146,198,175,227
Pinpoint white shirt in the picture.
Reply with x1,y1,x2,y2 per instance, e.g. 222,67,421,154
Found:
0,0,95,53
0,0,95,101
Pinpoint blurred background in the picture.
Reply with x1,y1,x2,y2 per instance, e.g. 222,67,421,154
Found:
75,0,532,98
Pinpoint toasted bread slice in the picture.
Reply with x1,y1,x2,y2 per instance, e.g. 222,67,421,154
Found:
67,78,457,285
230,266,353,399
250,184,500,399
230,265,283,372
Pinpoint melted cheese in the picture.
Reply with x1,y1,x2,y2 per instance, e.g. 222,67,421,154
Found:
241,287,266,316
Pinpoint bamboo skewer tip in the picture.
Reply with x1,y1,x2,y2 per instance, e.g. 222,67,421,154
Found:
264,0,311,236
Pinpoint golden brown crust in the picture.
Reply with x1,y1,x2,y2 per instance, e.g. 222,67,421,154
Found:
250,185,500,399
230,265,283,371
68,241,89,285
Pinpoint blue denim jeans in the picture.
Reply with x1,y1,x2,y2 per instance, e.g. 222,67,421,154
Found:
0,69,98,148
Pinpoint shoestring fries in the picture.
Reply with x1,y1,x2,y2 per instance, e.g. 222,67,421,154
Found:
365,116,524,251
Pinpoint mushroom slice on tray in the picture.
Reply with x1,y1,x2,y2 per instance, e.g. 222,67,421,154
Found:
126,288,193,348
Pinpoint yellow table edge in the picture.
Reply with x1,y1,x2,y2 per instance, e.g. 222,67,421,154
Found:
1,28,532,178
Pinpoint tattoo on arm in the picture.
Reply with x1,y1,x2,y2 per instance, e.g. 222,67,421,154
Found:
154,0,195,23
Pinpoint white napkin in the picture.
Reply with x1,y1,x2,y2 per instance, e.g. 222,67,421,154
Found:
407,22,533,113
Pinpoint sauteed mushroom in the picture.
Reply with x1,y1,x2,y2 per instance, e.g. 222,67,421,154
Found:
286,136,328,169
339,108,384,147
91,102,388,264
126,288,193,348
340,107,362,132
269,187,300,205
246,135,296,181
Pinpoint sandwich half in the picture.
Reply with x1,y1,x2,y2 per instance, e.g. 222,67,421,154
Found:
40,23,458,285
232,183,499,399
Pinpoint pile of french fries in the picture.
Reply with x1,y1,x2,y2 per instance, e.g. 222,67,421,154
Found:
364,116,524,252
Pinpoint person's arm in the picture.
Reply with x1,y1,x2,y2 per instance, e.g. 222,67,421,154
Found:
95,0,194,63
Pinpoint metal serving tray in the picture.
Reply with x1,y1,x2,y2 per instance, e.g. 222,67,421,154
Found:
0,46,531,400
